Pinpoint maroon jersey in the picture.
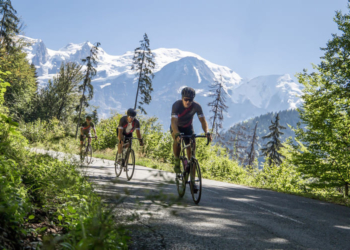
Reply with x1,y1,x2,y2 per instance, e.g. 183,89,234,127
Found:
171,100,204,128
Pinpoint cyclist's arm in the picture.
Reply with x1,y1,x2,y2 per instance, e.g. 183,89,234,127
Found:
136,129,142,139
171,102,180,135
80,127,84,135
171,117,180,135
118,128,123,142
199,116,209,134
93,127,97,136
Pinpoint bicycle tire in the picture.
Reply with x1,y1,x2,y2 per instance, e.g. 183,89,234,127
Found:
190,159,202,204
80,141,87,163
125,149,135,181
176,158,187,198
115,152,123,177
86,145,92,164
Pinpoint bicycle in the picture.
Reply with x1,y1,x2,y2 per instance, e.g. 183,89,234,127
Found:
80,136,96,164
176,133,210,204
114,137,138,181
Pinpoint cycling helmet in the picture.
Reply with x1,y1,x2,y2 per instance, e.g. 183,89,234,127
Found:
127,108,137,117
181,87,196,99
86,116,92,121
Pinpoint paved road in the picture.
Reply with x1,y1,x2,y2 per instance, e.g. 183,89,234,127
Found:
37,149,350,250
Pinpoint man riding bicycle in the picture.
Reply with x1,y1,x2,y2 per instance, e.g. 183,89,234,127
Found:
80,116,97,156
171,87,212,190
116,108,144,163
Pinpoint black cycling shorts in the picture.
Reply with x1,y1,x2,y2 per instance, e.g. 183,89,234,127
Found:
170,125,194,144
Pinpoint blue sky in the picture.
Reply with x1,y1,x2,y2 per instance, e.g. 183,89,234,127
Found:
14,0,349,80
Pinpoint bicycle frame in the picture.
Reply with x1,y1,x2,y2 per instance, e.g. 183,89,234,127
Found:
179,134,209,165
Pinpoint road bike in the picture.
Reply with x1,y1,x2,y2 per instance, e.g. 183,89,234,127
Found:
114,137,137,181
176,134,209,204
80,136,96,164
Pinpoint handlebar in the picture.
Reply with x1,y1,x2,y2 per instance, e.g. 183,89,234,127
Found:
179,134,211,146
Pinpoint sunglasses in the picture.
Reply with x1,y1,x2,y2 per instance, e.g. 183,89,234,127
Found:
184,98,193,103
129,116,135,119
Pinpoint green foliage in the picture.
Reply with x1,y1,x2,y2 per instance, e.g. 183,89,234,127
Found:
33,62,84,122
20,117,72,143
293,5,350,196
0,41,38,122
0,78,128,248
94,114,121,150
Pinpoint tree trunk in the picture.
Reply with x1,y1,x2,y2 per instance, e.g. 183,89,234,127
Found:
134,50,145,110
345,183,349,197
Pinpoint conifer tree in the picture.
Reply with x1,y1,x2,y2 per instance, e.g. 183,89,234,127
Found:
131,33,155,114
75,42,100,138
261,114,286,166
292,4,350,197
246,122,259,169
0,0,20,52
208,75,228,135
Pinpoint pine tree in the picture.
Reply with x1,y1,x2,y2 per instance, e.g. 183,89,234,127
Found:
131,33,155,114
75,42,100,138
208,75,228,135
246,122,259,169
0,0,20,52
292,4,350,197
261,114,286,166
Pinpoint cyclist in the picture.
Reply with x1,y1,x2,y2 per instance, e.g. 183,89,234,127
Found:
170,87,212,191
80,116,97,156
116,108,144,163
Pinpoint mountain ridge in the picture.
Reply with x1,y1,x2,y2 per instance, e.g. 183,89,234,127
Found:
21,36,304,130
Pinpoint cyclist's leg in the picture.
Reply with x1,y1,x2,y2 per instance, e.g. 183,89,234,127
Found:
170,125,181,173
118,134,125,154
184,126,197,190
184,126,194,160
88,133,92,145
79,134,84,153
117,134,125,161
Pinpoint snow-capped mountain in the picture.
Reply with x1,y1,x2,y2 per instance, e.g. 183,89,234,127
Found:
22,36,303,131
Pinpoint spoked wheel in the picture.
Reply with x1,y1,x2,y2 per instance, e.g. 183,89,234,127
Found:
125,149,135,181
190,159,202,204
176,158,187,198
114,152,123,177
85,145,92,164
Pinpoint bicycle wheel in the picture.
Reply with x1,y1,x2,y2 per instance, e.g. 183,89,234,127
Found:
80,141,87,163
85,145,92,164
114,152,123,177
190,159,202,204
125,149,135,181
176,158,187,198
